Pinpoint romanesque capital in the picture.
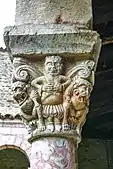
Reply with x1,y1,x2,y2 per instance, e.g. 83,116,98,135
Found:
11,54,97,144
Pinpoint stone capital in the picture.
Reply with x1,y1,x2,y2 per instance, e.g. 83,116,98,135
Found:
11,54,98,144
4,20,101,145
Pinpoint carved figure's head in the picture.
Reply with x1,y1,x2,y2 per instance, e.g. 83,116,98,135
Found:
45,56,63,76
73,79,92,100
76,84,89,97
12,81,28,105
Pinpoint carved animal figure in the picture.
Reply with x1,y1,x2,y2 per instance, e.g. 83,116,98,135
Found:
62,60,94,133
12,81,45,133
63,78,92,134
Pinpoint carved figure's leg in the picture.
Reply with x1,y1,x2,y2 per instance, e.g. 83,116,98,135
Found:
62,95,71,131
21,113,35,134
69,117,77,130
75,109,87,135
62,106,70,131
36,105,45,131
30,89,45,131
47,117,54,132
54,117,62,132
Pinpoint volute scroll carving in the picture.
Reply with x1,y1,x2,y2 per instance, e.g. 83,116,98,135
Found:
12,56,95,142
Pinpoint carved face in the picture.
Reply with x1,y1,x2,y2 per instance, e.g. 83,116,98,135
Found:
74,84,90,99
13,87,28,105
45,56,62,76
78,85,89,96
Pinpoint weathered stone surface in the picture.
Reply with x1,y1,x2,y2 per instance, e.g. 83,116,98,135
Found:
4,24,101,63
0,51,20,118
15,0,92,28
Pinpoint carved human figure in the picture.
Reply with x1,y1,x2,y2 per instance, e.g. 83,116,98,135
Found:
63,78,92,133
31,56,71,132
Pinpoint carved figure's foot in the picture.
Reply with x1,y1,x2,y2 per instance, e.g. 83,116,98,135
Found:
62,123,70,131
70,124,76,130
47,123,54,132
38,124,46,131
38,120,46,131
55,124,62,132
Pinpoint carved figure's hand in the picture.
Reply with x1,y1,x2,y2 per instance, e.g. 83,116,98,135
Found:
42,84,53,92
53,84,62,92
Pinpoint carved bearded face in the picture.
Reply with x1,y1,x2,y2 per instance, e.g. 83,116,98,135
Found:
45,56,63,76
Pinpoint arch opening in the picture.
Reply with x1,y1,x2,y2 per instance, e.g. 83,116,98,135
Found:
0,145,30,169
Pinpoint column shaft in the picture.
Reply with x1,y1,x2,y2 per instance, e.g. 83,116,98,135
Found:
31,137,77,169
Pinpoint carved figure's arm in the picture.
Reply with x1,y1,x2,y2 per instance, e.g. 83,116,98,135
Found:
31,76,44,90
60,75,71,90
31,76,45,97
64,83,73,97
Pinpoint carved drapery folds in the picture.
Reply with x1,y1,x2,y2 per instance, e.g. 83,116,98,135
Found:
12,56,95,143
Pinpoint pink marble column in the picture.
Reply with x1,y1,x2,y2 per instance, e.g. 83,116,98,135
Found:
31,137,77,169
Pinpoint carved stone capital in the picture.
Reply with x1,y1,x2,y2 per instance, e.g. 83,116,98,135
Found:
11,55,96,144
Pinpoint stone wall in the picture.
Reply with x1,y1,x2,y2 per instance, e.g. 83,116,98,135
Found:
0,50,20,118
0,50,31,167
0,121,31,158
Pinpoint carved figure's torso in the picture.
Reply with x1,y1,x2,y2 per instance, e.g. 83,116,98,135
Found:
35,75,70,105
